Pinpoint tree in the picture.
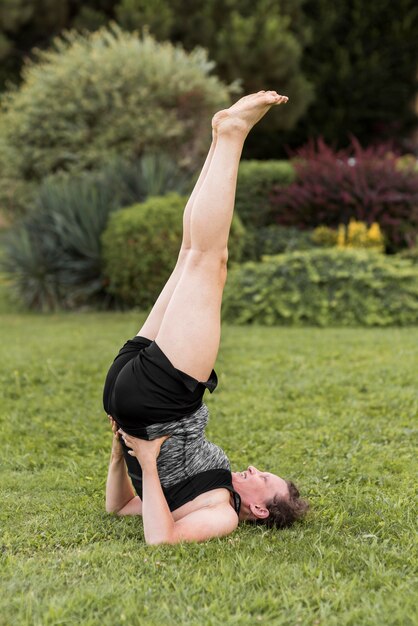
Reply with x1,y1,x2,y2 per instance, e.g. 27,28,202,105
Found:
0,1,121,90
0,25,231,216
1,0,416,157
290,0,418,150
112,0,314,156
0,0,71,89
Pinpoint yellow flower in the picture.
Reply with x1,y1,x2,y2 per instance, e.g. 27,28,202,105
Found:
347,219,367,247
337,224,346,248
366,222,385,252
368,222,382,242
317,220,384,252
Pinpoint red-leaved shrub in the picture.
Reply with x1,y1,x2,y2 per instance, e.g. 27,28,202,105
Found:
269,138,418,252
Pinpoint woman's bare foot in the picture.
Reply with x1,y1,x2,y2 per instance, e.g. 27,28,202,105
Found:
212,90,288,137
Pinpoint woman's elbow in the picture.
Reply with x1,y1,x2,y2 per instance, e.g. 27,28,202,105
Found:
145,537,169,546
105,502,122,515
145,533,178,546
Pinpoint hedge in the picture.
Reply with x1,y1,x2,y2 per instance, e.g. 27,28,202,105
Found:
222,249,418,326
241,224,316,261
235,160,295,228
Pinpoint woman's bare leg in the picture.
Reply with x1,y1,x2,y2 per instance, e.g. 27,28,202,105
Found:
137,133,218,340
155,91,288,381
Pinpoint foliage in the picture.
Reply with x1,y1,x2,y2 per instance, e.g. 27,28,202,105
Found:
312,220,385,252
0,0,71,90
396,154,418,173
222,249,418,326
144,0,314,157
0,114,38,218
175,0,313,133
235,160,295,228
242,224,315,261
2,174,118,310
102,193,246,308
0,1,313,134
0,24,230,216
1,1,417,158
270,138,418,252
0,2,123,89
398,246,418,265
242,220,385,263
311,225,338,248
1,153,189,310
1,313,417,624
97,153,191,205
291,0,418,150
339,220,385,252
115,0,173,39
0,0,313,162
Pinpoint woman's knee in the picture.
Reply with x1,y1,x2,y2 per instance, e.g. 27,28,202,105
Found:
188,247,228,270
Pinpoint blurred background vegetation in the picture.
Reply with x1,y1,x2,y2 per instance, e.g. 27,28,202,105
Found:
1,0,417,153
0,0,417,323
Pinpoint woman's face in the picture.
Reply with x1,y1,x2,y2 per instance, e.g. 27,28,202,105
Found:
231,465,289,507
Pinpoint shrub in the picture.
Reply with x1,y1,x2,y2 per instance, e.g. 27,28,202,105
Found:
0,24,231,216
102,193,245,309
242,220,385,263
222,249,418,327
311,225,338,248
90,153,191,207
1,153,190,310
398,247,418,265
269,137,418,252
312,220,385,252
2,175,118,311
242,224,316,261
396,154,418,173
341,220,385,252
235,160,295,228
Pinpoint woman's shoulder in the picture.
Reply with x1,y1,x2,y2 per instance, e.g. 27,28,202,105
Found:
172,492,239,542
172,487,237,521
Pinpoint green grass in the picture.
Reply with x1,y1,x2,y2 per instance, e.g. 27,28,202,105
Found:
1,312,417,626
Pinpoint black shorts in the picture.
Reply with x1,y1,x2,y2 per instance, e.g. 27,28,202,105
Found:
103,336,218,437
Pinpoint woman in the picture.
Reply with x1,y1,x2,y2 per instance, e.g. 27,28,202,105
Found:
103,91,309,544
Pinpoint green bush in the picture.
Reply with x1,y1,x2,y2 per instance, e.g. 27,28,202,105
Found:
0,24,231,216
222,249,418,327
242,224,316,261
102,192,246,308
235,160,295,228
311,225,339,248
87,153,191,207
398,247,418,265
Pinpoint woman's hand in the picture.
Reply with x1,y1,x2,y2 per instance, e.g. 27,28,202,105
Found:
108,414,124,460
118,429,170,469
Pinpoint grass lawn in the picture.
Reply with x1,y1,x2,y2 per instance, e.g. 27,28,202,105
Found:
0,311,417,626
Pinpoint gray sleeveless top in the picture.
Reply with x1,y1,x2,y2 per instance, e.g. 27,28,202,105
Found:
143,402,231,488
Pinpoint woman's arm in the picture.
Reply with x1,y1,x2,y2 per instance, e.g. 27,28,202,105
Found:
142,460,238,544
105,417,142,515
141,460,176,543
